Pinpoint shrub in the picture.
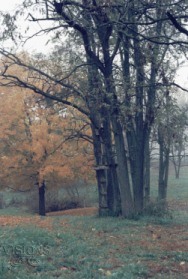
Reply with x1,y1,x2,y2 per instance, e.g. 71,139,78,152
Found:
143,199,172,218
26,188,84,214
4,184,96,214
25,188,39,213
45,189,82,213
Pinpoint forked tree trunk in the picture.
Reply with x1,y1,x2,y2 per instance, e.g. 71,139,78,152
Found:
111,116,134,218
171,150,183,179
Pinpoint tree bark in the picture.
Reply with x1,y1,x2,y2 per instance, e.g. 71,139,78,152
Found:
144,134,151,205
39,180,46,216
111,116,134,218
104,73,134,218
158,127,170,208
88,62,121,216
92,125,109,216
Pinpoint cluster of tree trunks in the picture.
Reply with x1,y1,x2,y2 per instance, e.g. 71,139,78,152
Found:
0,0,188,217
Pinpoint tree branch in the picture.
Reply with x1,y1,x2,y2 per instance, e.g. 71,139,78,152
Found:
167,12,188,37
51,3,105,73
0,72,90,117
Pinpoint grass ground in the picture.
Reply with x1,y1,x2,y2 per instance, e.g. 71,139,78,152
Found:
0,165,187,278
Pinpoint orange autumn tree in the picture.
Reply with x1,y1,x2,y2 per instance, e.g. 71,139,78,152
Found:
0,84,95,215
0,87,28,189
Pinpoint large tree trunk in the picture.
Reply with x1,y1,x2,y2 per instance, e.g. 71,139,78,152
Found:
111,116,134,218
158,147,169,202
104,73,134,218
102,115,122,216
144,131,151,206
88,66,121,216
158,127,170,208
84,4,132,217
95,167,109,216
92,126,109,216
39,180,46,216
92,123,121,216
126,129,144,214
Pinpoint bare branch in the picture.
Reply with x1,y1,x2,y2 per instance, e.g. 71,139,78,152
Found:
170,82,188,92
167,12,188,37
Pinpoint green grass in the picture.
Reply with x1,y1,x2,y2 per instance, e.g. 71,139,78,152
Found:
0,218,151,279
0,211,187,279
0,163,187,278
150,163,188,201
0,226,56,279
168,167,188,200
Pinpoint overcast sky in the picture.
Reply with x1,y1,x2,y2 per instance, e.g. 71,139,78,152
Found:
1,0,23,12
1,0,52,53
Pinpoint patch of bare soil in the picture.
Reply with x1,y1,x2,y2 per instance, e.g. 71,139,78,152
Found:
0,207,97,229
46,207,98,216
0,215,67,230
